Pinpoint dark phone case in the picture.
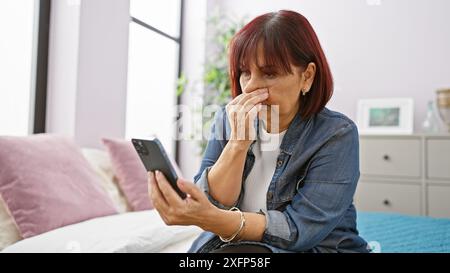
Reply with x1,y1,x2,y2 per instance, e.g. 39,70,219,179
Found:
131,138,186,199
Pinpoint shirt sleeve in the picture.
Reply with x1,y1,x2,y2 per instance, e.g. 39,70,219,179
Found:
261,122,360,251
193,107,236,210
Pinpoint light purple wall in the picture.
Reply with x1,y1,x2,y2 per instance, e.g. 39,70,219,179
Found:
46,0,80,137
178,0,208,180
46,0,130,149
75,0,130,148
210,0,450,132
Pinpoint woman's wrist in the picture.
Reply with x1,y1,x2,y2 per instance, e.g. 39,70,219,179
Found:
219,208,245,242
227,139,252,153
199,206,266,242
200,207,242,239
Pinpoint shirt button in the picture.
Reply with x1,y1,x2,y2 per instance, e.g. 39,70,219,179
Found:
277,160,283,167
267,192,273,200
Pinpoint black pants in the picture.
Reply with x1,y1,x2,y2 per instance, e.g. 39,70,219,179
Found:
210,244,272,253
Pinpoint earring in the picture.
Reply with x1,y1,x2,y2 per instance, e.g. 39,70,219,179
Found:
302,89,308,96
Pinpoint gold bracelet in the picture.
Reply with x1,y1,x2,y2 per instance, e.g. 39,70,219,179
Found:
219,207,246,243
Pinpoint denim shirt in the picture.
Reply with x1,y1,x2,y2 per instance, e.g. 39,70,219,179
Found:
188,106,369,253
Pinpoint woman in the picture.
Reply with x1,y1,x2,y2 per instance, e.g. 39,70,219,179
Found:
148,10,369,253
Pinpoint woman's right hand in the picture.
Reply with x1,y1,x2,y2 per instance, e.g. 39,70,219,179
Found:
225,88,269,149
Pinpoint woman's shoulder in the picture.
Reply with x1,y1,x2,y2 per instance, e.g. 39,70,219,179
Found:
314,107,358,136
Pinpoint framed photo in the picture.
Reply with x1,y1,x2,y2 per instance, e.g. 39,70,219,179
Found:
357,98,414,135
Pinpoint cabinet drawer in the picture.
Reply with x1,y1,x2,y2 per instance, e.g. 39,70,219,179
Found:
427,139,450,181
354,181,421,215
360,138,421,178
427,185,450,218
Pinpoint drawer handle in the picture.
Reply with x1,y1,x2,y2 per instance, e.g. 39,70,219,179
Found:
382,154,390,161
383,199,391,206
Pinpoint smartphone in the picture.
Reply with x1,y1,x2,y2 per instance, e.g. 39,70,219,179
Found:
131,137,186,199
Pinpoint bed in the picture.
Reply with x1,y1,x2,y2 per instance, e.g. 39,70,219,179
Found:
2,210,449,253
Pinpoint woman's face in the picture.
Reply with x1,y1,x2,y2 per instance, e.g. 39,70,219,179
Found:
239,47,305,118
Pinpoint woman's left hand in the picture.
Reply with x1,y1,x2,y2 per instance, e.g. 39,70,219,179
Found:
148,170,216,227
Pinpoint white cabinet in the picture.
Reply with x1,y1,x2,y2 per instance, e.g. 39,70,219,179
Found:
355,135,450,218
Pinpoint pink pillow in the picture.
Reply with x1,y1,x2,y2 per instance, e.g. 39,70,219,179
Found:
102,138,182,211
0,134,118,238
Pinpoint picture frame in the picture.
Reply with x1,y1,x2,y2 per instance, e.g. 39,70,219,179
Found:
357,98,414,135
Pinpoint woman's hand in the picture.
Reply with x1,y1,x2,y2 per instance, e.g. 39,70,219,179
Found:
148,171,216,228
149,171,267,242
225,88,268,149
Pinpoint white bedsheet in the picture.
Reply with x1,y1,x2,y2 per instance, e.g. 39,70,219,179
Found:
1,210,202,253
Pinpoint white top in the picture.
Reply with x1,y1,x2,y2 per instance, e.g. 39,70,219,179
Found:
240,122,287,212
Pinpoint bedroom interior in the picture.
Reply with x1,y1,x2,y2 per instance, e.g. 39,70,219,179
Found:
1,0,450,253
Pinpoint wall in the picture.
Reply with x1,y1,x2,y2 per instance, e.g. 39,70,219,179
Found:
45,0,80,137
209,0,450,132
46,0,130,149
178,0,208,180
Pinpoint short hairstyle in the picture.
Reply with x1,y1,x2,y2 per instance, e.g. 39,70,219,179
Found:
228,10,333,119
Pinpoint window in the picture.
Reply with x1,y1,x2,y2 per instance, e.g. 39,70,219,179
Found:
126,0,182,158
0,0,38,135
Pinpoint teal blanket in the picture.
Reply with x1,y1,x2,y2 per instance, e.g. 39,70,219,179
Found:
357,212,450,253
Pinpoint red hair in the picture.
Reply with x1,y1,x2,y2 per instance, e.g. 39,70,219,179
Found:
228,10,333,119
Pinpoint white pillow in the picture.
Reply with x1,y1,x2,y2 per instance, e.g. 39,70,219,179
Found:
81,148,131,213
0,195,21,250
2,210,202,253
